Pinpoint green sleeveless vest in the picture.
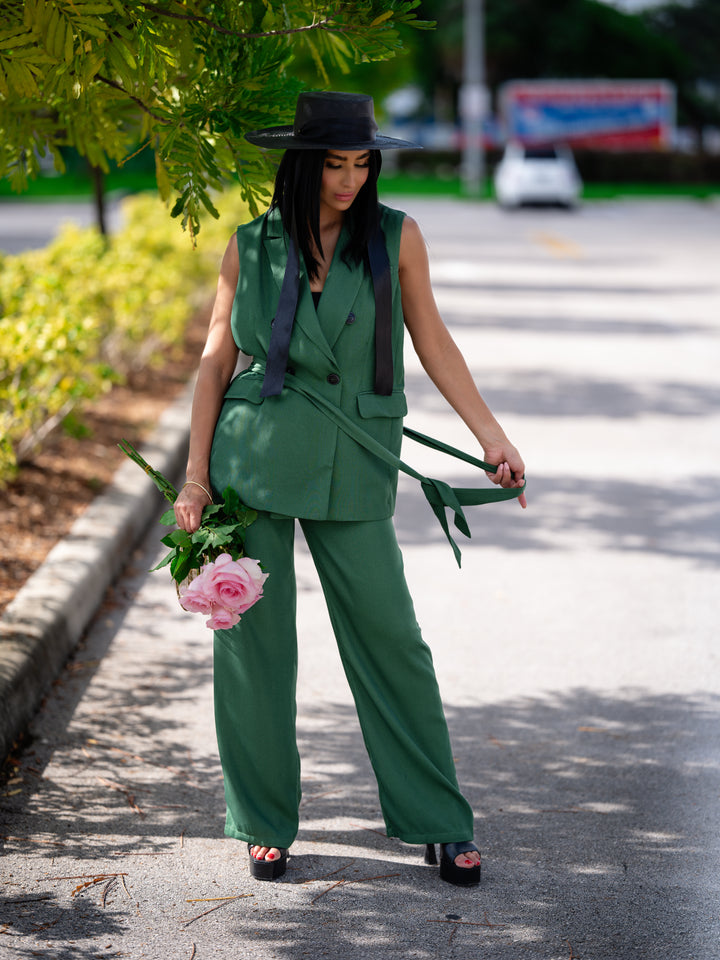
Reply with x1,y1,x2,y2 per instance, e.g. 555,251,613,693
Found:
210,204,408,521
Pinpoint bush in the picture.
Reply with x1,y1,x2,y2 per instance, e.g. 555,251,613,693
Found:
0,188,253,487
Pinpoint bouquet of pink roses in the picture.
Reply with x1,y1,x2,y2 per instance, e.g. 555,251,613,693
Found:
177,553,267,630
119,439,267,629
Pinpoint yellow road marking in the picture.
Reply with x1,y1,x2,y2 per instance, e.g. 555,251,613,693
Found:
531,231,583,258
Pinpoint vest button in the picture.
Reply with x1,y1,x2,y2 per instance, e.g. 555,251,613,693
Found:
346,312,356,325
327,373,340,385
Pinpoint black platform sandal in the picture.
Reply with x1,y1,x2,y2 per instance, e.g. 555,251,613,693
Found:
425,841,481,886
248,844,288,881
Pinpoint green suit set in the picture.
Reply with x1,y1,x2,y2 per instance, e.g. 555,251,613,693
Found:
209,204,474,849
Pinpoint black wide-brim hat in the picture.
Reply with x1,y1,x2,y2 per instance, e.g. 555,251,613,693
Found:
245,91,420,151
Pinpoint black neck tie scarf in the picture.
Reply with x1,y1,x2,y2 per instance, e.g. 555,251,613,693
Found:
261,225,393,398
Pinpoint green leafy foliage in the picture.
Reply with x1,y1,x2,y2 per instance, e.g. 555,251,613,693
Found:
0,0,432,238
0,185,252,486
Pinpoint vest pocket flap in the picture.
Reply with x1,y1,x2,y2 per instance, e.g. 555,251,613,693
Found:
357,389,407,419
224,373,264,403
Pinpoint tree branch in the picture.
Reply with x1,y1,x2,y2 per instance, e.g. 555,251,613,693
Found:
96,75,168,123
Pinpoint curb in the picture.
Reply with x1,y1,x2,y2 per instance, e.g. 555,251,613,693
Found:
0,379,195,764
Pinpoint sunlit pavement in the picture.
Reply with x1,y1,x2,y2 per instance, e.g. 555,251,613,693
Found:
0,198,124,254
1,198,719,959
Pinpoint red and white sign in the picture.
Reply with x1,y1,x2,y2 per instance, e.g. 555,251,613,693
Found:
499,80,676,150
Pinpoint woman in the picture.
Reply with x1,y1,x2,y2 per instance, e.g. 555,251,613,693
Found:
174,91,526,886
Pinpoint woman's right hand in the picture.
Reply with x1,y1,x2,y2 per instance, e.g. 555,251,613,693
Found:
174,481,212,533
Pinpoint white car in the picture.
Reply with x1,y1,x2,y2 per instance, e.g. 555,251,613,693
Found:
494,142,582,208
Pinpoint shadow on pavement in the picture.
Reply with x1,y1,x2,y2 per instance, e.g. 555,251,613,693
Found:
439,311,716,337
394,469,720,568
406,367,720,421
257,690,720,960
432,278,719,297
2,677,718,959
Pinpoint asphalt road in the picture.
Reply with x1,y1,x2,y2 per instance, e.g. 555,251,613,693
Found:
1,197,719,959
0,198,123,254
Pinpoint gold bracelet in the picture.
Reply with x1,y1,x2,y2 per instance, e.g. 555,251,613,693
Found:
182,480,213,503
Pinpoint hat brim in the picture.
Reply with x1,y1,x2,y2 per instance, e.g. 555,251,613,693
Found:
245,125,420,151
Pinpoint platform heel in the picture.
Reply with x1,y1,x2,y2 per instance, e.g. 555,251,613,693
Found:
248,844,288,881
424,841,481,886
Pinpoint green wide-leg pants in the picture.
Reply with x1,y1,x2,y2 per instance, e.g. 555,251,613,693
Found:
212,512,474,849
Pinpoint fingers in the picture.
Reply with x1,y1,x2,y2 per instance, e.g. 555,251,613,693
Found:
488,461,507,485
173,488,208,532
488,461,523,486
486,461,528,508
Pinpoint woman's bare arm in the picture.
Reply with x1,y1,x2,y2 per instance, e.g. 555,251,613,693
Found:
399,216,526,504
174,234,241,531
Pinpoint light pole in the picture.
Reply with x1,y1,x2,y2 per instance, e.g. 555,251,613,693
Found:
460,0,487,196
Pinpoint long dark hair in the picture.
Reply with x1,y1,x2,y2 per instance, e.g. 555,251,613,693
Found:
270,149,382,281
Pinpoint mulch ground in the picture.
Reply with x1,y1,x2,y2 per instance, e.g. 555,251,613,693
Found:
0,304,210,617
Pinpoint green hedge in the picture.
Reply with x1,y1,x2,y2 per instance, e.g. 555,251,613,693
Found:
0,188,253,487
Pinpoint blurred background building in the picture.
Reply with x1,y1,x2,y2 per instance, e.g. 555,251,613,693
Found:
357,0,720,194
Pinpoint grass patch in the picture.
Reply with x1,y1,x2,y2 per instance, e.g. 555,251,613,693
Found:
379,172,469,198
0,170,158,200
581,182,720,200
380,173,720,201
3,169,719,205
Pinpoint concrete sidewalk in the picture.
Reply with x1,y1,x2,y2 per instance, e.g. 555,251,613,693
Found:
0,380,194,766
1,198,719,959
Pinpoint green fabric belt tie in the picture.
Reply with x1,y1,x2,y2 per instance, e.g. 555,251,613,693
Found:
284,373,526,567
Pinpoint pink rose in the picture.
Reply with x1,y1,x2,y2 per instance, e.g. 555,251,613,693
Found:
205,604,242,630
178,569,215,614
201,553,268,614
